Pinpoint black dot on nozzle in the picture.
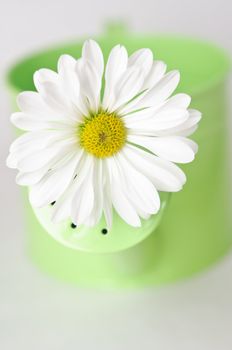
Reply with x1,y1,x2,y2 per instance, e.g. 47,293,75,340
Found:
50,201,56,206
101,228,108,235
71,223,77,229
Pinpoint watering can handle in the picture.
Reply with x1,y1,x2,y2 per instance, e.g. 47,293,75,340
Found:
103,21,129,38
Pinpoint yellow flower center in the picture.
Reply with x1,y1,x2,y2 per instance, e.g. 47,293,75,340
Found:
79,111,127,158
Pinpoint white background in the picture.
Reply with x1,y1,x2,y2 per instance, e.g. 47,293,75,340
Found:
0,0,232,349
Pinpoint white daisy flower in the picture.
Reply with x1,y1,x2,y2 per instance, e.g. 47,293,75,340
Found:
7,40,201,229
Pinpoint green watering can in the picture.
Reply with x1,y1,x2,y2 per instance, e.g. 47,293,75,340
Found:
6,25,231,288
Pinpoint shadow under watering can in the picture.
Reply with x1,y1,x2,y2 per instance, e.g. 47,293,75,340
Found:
6,24,232,288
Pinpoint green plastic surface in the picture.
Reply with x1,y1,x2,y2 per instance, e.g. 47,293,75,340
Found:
32,192,169,253
6,25,232,287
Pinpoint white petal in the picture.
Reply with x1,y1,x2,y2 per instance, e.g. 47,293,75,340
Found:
123,145,186,192
11,112,53,131
142,60,167,90
35,79,70,112
57,54,76,73
9,129,74,153
102,160,113,228
8,134,55,168
128,48,153,77
127,70,180,111
82,39,104,79
102,44,128,109
33,68,59,91
107,158,141,227
17,91,50,115
125,108,189,133
71,158,95,225
155,109,202,137
17,141,77,172
71,184,94,226
57,55,81,109
188,109,202,124
118,69,179,116
174,109,201,136
16,91,73,123
52,194,73,223
121,106,154,123
177,125,197,137
128,134,197,163
111,67,145,111
9,132,77,171
29,152,81,207
16,166,49,186
115,152,161,214
76,59,101,112
86,159,103,226
51,152,91,223
164,93,191,109
34,68,79,118
81,40,104,113
182,137,198,153
117,90,149,116
6,152,18,168
92,159,103,225
9,132,35,152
